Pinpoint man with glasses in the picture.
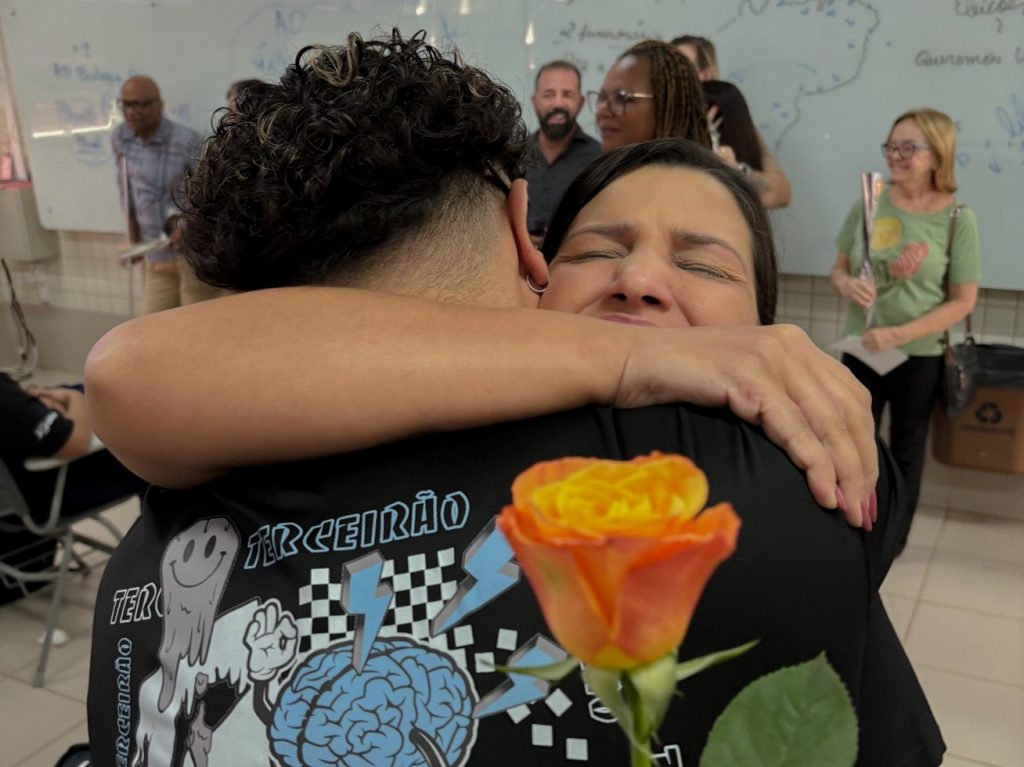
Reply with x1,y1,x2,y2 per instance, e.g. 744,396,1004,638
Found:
524,61,600,241
113,76,220,314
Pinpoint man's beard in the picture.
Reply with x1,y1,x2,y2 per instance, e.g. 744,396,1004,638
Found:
538,109,577,141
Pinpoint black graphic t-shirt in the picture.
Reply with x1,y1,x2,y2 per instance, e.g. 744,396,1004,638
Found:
88,405,943,767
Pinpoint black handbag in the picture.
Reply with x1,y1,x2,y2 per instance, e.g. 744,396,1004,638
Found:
941,328,978,417
938,205,978,418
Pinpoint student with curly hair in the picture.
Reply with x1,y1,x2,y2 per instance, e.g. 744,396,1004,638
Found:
90,39,868,509
85,31,941,766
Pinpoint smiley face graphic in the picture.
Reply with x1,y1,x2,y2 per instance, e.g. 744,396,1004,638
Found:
157,517,241,711
165,518,239,591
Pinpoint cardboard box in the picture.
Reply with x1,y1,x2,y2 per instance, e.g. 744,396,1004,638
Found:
933,387,1024,474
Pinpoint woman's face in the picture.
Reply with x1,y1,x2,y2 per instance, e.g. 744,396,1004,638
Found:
540,166,760,328
885,118,936,189
675,44,712,81
596,55,657,151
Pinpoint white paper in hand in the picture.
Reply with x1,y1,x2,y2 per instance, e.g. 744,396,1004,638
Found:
829,335,908,376
119,236,170,263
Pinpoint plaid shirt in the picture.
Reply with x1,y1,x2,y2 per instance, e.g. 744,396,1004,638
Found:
112,117,201,262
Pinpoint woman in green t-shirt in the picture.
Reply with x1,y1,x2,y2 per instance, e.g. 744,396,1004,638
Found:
829,108,981,550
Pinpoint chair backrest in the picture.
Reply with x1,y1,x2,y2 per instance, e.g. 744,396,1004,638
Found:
0,457,32,523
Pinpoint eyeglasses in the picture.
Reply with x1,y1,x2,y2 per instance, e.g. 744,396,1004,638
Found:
118,98,159,111
586,89,655,117
880,141,931,160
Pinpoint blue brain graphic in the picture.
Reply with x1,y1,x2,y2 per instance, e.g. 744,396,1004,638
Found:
270,636,477,767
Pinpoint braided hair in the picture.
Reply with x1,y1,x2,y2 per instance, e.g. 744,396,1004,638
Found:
620,40,711,149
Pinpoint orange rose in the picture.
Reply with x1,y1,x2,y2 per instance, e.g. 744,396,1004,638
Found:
498,452,740,670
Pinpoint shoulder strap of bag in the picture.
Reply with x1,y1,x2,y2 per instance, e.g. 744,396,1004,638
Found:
942,204,970,349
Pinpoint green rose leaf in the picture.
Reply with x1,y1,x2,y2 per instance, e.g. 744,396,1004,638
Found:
675,640,759,683
699,654,858,767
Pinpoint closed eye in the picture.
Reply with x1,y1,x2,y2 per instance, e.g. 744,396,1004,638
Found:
673,255,740,281
680,262,727,278
555,250,622,264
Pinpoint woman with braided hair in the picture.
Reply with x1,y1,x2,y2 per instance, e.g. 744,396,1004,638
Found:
587,39,711,152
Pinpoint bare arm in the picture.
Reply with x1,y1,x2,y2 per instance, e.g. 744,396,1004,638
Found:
86,287,877,523
862,282,978,352
753,133,792,210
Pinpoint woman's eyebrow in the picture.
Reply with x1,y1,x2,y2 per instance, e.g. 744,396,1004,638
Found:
564,222,635,242
672,229,746,268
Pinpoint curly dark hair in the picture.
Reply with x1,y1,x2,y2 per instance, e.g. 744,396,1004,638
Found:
182,30,528,291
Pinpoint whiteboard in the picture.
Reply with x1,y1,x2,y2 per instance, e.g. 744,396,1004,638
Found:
1,0,1022,288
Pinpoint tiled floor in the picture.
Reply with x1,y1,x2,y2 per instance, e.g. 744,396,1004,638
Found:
0,500,137,767
1,370,1022,765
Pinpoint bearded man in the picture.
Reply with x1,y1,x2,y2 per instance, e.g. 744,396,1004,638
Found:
523,60,600,240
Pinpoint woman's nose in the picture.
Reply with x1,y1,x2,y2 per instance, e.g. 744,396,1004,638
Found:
607,254,675,309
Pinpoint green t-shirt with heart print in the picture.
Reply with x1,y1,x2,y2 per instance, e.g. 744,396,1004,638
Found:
835,188,981,356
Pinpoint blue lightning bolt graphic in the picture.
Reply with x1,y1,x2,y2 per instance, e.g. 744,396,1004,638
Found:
341,550,393,673
473,635,568,718
430,517,519,636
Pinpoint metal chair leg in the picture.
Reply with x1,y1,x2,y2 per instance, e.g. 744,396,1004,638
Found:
69,545,92,575
34,529,74,687
91,512,125,543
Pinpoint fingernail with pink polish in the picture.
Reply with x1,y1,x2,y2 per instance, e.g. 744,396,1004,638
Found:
861,499,873,532
835,485,848,512
870,491,878,524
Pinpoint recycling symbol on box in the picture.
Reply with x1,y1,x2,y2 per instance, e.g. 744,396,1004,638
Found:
975,402,1003,425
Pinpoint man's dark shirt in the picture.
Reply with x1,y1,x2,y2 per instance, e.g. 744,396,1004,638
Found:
88,404,942,766
525,127,601,235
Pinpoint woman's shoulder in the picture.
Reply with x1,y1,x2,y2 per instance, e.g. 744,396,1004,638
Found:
952,203,978,227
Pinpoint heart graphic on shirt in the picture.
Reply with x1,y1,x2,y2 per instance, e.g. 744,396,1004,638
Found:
888,241,929,279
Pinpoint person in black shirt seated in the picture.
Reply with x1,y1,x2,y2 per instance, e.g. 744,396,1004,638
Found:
0,373,144,603
86,32,941,766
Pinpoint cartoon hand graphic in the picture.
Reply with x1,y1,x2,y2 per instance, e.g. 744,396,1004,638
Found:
244,600,298,682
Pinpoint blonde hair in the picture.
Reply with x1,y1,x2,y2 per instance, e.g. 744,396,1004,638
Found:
670,35,719,79
890,108,957,193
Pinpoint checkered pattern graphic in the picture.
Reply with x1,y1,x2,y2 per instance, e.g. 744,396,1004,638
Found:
292,552,686,761
296,548,459,652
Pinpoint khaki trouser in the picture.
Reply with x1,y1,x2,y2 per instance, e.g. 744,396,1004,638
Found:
141,257,224,315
